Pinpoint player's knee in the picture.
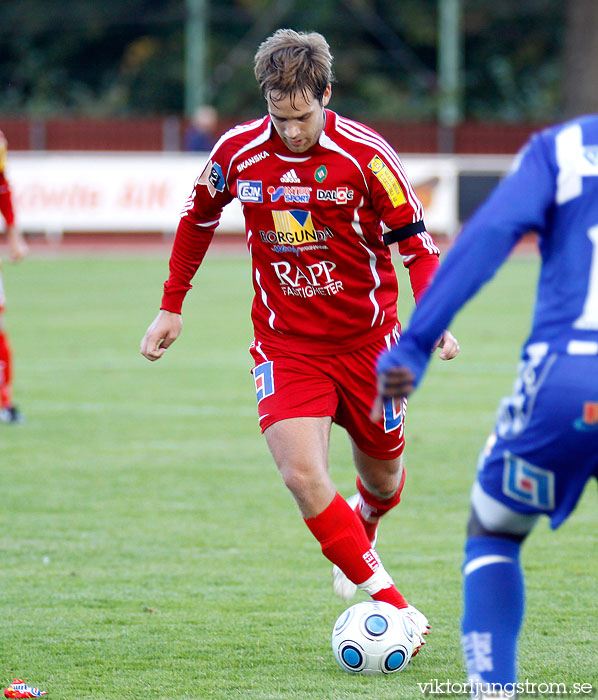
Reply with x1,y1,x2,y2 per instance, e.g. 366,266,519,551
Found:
466,507,529,543
361,477,399,500
279,464,308,496
357,457,403,499
278,461,324,500
467,482,538,543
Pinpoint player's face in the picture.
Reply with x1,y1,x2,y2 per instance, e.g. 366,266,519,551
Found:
267,85,331,153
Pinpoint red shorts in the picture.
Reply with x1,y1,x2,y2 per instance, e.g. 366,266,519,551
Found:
249,331,406,460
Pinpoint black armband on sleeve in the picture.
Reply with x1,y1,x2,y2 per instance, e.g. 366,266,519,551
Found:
383,221,426,245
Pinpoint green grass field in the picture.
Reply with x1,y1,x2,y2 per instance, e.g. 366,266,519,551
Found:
1,249,596,700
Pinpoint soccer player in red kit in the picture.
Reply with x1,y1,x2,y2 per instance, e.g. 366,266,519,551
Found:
0,130,28,424
141,29,459,654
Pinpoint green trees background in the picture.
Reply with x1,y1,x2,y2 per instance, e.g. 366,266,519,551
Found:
0,0,596,122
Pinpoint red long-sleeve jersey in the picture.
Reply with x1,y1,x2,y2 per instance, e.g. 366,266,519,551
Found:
162,110,439,355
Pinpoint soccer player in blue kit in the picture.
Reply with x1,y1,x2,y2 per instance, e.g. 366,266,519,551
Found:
373,115,598,697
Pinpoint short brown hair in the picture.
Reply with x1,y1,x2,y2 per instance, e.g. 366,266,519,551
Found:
254,29,334,106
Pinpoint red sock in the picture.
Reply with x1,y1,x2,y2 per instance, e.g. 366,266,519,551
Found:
304,493,377,584
0,331,13,409
304,493,408,608
371,587,408,609
355,469,406,542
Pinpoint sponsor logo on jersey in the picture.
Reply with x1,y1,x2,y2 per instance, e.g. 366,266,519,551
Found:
368,155,406,207
314,165,327,182
271,259,344,298
259,210,333,247
502,452,555,510
199,160,226,197
316,187,354,204
267,185,311,203
237,150,270,172
280,168,301,183
574,401,598,431
238,180,263,203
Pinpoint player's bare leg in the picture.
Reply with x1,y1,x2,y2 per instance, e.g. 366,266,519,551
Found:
264,416,410,612
333,443,404,597
351,441,404,495
337,442,430,652
264,416,335,518
351,442,405,540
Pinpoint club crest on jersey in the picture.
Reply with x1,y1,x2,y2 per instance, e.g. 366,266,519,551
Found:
253,361,274,403
368,155,406,208
317,186,354,205
502,452,555,510
259,210,333,247
314,165,327,182
267,185,312,203
238,180,263,203
199,160,226,197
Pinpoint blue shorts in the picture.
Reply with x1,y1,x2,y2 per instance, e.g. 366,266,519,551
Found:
475,347,598,529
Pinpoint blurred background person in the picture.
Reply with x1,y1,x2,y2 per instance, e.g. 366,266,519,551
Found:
183,105,218,152
0,129,28,424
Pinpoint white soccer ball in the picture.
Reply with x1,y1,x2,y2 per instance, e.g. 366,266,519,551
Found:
331,601,415,675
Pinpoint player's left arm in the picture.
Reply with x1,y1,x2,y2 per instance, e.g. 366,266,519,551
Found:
396,230,459,361
432,328,460,360
395,228,440,303
365,145,459,362
374,127,556,418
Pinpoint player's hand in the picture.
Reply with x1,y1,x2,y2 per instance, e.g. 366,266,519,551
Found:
433,329,459,360
9,240,29,261
370,367,416,422
140,310,182,361
7,227,28,262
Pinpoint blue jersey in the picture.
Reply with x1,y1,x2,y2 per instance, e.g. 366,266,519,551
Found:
379,115,598,381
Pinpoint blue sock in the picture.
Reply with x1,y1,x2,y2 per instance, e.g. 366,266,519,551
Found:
461,535,524,689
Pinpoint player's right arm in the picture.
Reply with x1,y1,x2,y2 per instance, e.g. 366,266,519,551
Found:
140,151,234,362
